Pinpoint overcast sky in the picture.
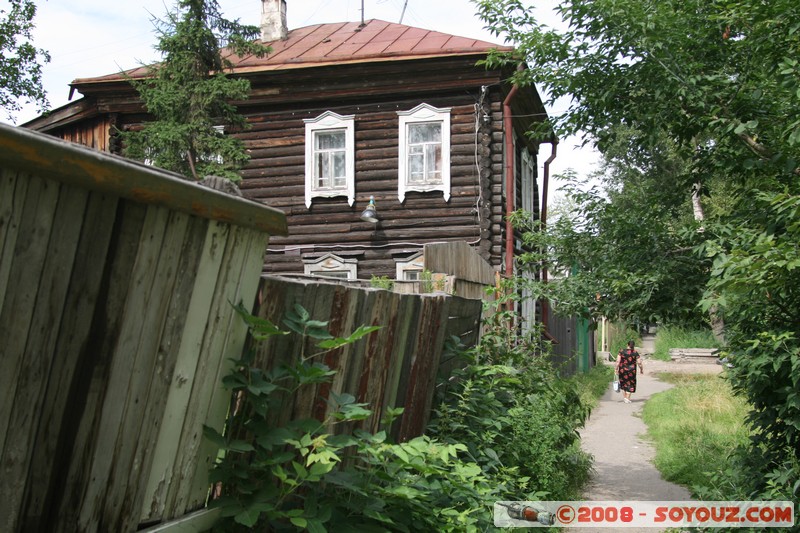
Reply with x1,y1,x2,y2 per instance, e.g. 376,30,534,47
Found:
6,0,599,184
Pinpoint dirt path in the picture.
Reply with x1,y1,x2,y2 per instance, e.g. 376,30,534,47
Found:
566,358,722,532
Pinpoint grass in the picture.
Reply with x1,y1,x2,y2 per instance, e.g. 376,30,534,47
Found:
652,325,721,361
641,373,751,493
571,362,614,410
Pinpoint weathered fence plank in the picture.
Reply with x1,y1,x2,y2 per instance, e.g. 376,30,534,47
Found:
140,218,218,523
22,191,121,530
0,123,286,533
0,174,62,533
251,276,483,443
0,169,28,306
116,211,197,531
182,227,269,516
56,200,150,531
424,241,497,286
2,183,88,530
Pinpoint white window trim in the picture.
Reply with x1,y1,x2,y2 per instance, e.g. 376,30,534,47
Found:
397,103,451,203
304,111,355,208
303,253,358,280
395,251,424,280
521,149,535,216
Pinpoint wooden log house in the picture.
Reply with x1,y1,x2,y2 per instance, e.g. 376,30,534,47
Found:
25,1,554,318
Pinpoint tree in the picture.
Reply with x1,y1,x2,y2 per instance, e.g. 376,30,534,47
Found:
0,0,50,121
475,0,800,503
122,0,269,181
514,126,709,328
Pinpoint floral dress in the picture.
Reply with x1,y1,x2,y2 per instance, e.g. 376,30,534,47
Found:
617,349,640,393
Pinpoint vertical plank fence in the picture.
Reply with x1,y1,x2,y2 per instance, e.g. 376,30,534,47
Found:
251,275,483,442
423,241,497,300
0,124,287,532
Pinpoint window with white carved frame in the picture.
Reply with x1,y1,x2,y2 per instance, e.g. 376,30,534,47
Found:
304,112,355,208
397,104,451,202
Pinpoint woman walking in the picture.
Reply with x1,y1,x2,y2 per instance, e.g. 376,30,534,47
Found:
616,340,644,403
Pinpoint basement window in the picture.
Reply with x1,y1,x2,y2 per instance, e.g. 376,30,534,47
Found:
304,111,355,208
395,252,424,280
303,253,358,280
398,103,451,203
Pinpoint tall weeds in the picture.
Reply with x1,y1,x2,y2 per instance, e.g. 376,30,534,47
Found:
652,326,721,361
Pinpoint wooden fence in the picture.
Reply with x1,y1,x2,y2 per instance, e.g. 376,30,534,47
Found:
251,275,483,442
546,312,596,376
0,124,287,532
423,241,497,300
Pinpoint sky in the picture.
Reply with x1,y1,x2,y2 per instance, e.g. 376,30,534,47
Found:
5,0,600,186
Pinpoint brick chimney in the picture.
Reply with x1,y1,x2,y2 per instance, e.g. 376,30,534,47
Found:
261,0,288,41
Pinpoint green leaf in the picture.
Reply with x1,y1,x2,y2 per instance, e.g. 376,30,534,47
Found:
291,461,308,480
202,425,226,448
293,303,310,321
227,440,255,453
256,428,295,449
292,362,336,385
234,508,260,527
330,392,356,407
221,370,248,385
317,325,383,350
306,519,327,533
385,485,423,499
290,517,308,528
309,461,335,477
393,446,410,463
232,302,289,340
336,403,373,421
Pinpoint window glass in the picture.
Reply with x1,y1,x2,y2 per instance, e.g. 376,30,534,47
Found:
407,123,442,185
304,112,355,207
313,129,346,190
403,270,421,281
409,122,441,143
397,104,451,202
312,271,350,279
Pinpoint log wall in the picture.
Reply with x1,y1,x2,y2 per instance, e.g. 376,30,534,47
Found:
238,91,511,279
0,124,287,532
29,55,547,282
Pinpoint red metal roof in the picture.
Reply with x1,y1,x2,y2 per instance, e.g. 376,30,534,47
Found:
72,19,512,86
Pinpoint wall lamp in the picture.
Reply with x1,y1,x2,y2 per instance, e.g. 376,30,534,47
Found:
360,196,378,223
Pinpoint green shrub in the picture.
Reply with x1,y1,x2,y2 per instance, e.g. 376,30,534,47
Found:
370,275,394,290
210,297,602,531
428,303,595,501
208,303,503,532
571,363,614,410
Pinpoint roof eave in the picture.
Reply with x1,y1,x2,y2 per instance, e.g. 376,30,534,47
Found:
69,48,513,94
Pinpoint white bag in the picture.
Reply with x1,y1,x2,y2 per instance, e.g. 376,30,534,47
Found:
612,374,620,392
